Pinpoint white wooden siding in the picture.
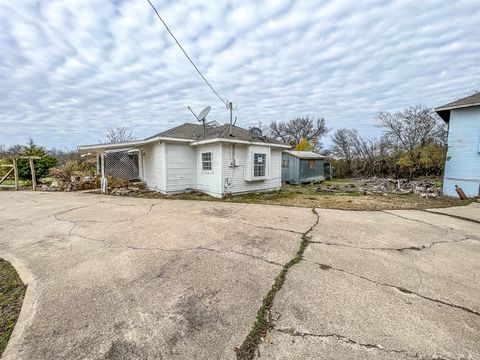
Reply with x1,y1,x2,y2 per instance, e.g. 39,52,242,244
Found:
143,142,166,192
222,144,282,195
195,143,223,197
165,143,195,193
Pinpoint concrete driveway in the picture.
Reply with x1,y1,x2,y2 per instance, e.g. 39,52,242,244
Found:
0,192,479,359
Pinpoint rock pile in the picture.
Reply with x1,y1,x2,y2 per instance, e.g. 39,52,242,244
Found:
41,176,98,192
110,181,146,196
317,177,442,198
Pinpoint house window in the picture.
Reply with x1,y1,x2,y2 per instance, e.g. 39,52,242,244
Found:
309,160,316,170
254,153,266,177
282,159,289,168
202,152,212,171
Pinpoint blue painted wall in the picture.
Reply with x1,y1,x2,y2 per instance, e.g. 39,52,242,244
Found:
281,153,324,184
443,107,480,197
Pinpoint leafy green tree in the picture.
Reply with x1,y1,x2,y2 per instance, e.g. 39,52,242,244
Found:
17,139,57,180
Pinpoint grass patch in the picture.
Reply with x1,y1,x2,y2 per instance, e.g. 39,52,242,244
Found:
235,209,318,359
0,259,26,356
134,182,472,211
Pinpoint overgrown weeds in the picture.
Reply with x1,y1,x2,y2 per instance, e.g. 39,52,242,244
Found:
0,259,26,356
235,209,318,359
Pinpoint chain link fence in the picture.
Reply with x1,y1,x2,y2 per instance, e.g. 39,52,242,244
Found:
105,151,139,180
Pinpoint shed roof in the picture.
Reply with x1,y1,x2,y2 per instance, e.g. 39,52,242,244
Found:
283,150,325,159
435,92,480,122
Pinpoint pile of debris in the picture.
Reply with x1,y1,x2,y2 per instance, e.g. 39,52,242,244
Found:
317,177,442,198
41,176,98,192
110,180,146,196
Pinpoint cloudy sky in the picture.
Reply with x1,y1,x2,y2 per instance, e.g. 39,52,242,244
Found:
1,0,479,149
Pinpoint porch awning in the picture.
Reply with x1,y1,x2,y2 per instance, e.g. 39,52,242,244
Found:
77,136,193,154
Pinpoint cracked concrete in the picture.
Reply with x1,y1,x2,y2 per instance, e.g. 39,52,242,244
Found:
1,192,479,359
0,192,314,360
426,203,480,223
258,208,480,360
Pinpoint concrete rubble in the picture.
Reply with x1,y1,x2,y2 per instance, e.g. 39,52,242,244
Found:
41,176,98,192
110,180,146,196
317,177,442,198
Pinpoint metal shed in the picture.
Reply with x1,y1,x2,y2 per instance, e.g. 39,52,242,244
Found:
281,150,325,184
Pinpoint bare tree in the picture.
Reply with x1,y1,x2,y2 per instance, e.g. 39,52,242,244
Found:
267,116,328,151
330,128,359,175
376,105,445,177
104,126,135,144
0,144,22,156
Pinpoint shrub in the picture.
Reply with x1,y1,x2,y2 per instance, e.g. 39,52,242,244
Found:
16,140,57,180
50,161,80,183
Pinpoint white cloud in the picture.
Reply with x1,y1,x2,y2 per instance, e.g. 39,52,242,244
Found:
0,0,479,148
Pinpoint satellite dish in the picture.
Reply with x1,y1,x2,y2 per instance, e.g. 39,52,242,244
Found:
249,127,263,138
198,106,211,121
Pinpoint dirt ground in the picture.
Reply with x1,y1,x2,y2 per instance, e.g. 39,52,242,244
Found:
135,182,472,211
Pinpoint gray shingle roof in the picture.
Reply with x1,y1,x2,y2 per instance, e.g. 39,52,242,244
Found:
436,92,480,121
284,150,324,159
436,92,480,111
147,123,285,145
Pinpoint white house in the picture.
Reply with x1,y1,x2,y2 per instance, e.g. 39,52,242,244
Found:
436,92,480,197
78,123,290,197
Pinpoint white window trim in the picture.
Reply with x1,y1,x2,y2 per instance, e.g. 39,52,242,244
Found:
253,152,267,179
201,150,213,174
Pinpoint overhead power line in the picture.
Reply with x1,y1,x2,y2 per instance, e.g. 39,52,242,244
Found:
146,0,228,106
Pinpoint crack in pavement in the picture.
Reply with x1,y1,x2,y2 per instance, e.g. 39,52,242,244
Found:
422,209,480,225
55,232,282,269
236,221,304,235
307,260,480,317
196,247,283,267
0,204,97,234
109,242,282,267
235,208,320,360
382,210,459,229
307,236,478,252
274,328,426,359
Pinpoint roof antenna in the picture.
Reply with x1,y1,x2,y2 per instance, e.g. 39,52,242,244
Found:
227,101,236,136
187,105,211,137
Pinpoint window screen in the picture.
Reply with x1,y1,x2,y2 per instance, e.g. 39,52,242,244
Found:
309,160,316,169
254,153,266,177
282,159,289,168
202,152,212,171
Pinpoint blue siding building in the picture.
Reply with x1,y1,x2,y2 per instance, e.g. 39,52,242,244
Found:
436,92,480,197
282,151,325,184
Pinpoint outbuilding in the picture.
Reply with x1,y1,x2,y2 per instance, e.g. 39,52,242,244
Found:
281,150,325,184
436,92,480,197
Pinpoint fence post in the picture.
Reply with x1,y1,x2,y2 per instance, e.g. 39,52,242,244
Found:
29,158,36,191
13,158,18,191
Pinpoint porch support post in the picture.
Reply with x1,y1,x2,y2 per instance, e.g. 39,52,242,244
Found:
100,152,108,194
96,154,101,175
138,149,144,180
